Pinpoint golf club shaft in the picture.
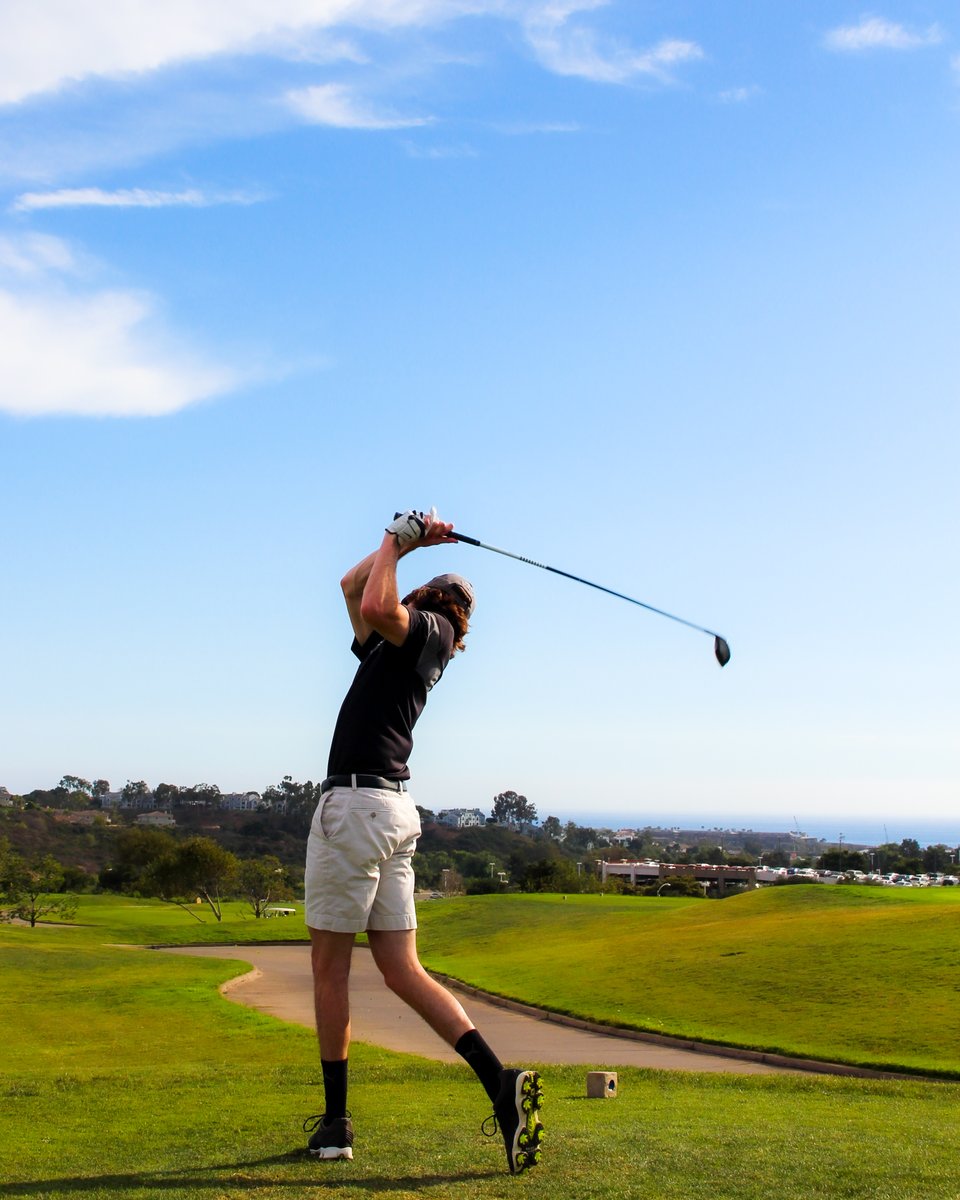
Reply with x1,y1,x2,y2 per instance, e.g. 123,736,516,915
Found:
451,531,728,646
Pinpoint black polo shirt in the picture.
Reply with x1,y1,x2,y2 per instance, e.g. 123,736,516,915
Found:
326,606,454,781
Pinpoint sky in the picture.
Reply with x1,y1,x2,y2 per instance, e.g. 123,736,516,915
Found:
1,1,957,846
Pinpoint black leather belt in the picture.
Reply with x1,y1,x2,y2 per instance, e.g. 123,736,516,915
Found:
321,774,408,794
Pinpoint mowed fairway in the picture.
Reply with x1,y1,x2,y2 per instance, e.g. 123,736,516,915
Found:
2,909,959,1200
415,886,960,1075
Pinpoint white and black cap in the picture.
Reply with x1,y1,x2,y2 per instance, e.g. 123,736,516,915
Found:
425,573,476,618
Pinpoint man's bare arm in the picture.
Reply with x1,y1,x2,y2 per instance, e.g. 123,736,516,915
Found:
356,514,456,647
340,551,380,644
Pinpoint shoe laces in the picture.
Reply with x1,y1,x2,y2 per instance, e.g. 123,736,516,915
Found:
481,1112,499,1139
303,1111,351,1134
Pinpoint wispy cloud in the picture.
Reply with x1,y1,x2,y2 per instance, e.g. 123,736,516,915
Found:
285,82,432,128
401,140,478,158
493,119,582,134
9,186,265,214
0,231,81,277
718,85,761,104
0,1,486,107
0,233,238,417
524,3,703,85
824,15,944,52
0,2,707,187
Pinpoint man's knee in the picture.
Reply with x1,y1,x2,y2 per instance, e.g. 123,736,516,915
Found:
378,956,423,996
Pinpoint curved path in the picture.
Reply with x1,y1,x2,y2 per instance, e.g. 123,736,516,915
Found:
167,943,804,1075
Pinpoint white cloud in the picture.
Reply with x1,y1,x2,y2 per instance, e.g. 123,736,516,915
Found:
1,2,704,108
493,119,581,134
718,85,761,104
9,186,265,214
0,234,237,417
824,15,944,52
0,0,491,106
401,139,478,157
0,231,81,276
523,5,703,84
285,82,431,127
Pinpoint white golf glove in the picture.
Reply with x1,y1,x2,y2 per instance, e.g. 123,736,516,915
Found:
386,509,428,547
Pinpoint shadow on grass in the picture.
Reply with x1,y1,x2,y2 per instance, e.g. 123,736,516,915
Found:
0,1152,500,1196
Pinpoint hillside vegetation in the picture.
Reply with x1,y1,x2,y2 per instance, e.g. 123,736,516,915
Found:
415,886,960,1075
2,909,959,1199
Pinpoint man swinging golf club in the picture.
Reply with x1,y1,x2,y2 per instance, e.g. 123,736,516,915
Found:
302,508,544,1174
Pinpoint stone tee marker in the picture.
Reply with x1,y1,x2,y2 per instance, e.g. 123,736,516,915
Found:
587,1071,618,1098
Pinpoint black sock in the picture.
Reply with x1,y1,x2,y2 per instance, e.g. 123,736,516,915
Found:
455,1029,503,1103
321,1058,348,1119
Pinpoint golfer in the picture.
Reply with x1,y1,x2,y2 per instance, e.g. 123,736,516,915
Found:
302,509,543,1174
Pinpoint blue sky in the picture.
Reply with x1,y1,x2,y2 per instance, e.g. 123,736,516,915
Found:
1,2,957,843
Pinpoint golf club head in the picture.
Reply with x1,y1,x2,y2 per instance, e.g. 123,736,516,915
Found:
714,637,731,668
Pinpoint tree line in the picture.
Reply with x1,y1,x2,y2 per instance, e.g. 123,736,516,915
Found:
0,828,295,926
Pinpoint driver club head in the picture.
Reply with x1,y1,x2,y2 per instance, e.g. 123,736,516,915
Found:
714,637,731,668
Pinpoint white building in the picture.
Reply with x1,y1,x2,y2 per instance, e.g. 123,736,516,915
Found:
611,828,639,846
436,808,486,828
219,791,262,812
135,811,176,828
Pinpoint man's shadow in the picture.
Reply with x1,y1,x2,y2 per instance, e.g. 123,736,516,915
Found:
0,1150,500,1196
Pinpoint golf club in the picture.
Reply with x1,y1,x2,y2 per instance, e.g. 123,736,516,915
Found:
450,531,731,667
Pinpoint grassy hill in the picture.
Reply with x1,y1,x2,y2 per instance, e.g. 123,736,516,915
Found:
415,886,960,1076
22,884,960,1076
2,903,959,1199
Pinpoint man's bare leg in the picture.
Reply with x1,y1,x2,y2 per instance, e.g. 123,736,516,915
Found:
308,928,356,1058
366,928,474,1046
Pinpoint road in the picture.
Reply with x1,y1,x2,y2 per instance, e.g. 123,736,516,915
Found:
167,943,801,1074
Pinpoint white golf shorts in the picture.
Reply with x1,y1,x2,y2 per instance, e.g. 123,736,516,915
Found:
304,785,421,933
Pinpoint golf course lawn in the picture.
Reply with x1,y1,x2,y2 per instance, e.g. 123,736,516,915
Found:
415,886,960,1075
1,888,958,1198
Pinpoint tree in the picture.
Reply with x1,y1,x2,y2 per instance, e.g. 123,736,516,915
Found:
59,775,92,796
520,857,579,893
143,836,238,921
0,850,78,927
262,776,319,834
922,844,954,873
121,780,150,805
91,780,111,806
237,856,294,919
819,849,869,872
153,782,180,809
541,816,563,841
491,790,538,827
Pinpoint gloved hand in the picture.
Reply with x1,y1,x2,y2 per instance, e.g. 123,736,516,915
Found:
386,510,428,547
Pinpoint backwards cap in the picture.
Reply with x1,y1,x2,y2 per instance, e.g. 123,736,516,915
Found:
425,573,476,618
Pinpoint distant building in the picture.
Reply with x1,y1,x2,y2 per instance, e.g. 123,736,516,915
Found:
101,790,155,811
219,791,262,812
0,787,13,807
611,828,639,846
135,811,176,828
54,810,108,826
436,808,486,828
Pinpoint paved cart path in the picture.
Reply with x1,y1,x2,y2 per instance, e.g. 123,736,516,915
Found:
166,943,801,1075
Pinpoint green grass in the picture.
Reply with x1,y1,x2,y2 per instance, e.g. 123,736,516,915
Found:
34,886,960,1074
415,888,960,1075
40,893,314,945
1,918,958,1200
